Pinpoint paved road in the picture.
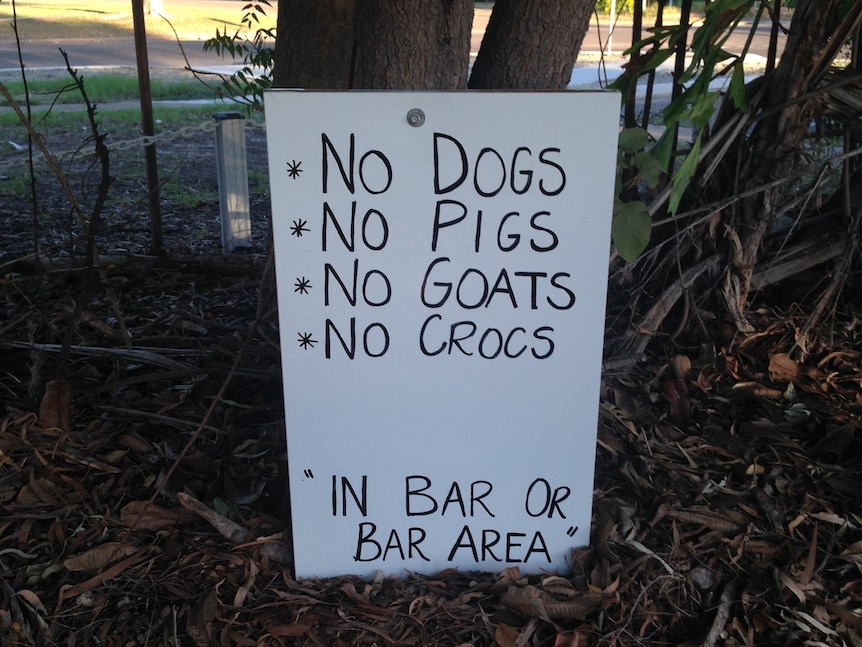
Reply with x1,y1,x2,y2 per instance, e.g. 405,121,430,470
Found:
1,5,781,74
0,0,252,71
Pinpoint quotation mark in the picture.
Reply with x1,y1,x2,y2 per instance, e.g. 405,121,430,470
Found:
303,469,314,478
566,526,578,537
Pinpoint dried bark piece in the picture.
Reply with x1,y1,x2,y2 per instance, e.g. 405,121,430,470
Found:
502,585,602,620
176,491,249,543
701,580,738,647
662,506,747,535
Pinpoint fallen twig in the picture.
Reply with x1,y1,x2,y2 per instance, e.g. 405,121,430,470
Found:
701,580,738,647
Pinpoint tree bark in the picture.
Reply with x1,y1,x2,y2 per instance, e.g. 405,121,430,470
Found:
272,0,356,89
353,0,473,89
468,0,592,89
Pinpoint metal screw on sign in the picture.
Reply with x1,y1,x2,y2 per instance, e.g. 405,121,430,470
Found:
406,108,425,127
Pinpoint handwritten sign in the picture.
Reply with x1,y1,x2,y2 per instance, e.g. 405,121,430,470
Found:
264,91,618,578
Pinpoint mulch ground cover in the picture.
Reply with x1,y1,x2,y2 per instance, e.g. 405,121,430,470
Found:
1,97,862,646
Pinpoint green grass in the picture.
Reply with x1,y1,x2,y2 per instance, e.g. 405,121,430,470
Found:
162,182,219,208
0,173,32,196
0,74,219,107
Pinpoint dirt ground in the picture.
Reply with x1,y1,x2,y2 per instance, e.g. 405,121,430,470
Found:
0,73,271,259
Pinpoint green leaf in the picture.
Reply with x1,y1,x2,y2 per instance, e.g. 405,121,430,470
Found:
669,133,702,215
633,150,665,188
651,128,675,169
613,200,652,262
662,92,690,126
213,497,237,519
618,127,649,153
610,47,675,94
688,91,719,129
730,62,747,111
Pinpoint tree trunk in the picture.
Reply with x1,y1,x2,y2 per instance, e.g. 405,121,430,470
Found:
468,0,592,89
272,0,356,89
353,0,473,89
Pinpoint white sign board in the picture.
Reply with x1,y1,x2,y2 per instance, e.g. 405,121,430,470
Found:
264,91,618,578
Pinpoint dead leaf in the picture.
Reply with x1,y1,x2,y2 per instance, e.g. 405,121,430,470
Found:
603,576,620,595
8,584,52,644
15,589,48,615
768,353,800,383
186,588,218,647
798,524,817,585
233,559,257,607
64,542,140,572
769,352,823,385
669,354,691,379
39,379,72,432
809,511,852,526
778,570,806,604
838,539,862,564
495,622,520,647
554,631,583,647
57,549,148,606
224,631,256,647
266,616,319,638
794,610,838,636
663,378,691,424
755,487,785,530
116,432,154,453
601,401,638,436
17,474,61,506
825,601,862,631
